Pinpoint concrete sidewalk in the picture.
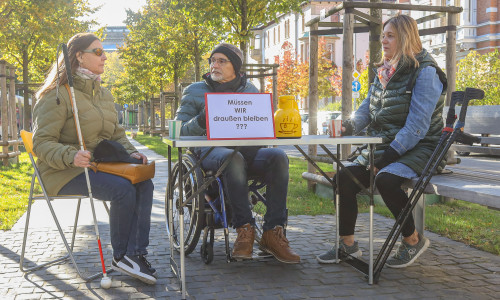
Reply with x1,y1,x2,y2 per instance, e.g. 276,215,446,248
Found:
1,138,499,299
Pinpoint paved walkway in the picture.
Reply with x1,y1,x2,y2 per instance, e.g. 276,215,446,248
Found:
1,139,499,299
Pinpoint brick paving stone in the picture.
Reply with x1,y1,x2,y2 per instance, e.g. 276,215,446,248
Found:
15,294,41,300
2,139,500,299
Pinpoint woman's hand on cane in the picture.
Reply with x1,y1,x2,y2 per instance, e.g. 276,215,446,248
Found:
73,150,91,168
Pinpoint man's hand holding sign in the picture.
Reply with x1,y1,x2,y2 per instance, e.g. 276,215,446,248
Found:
205,93,275,140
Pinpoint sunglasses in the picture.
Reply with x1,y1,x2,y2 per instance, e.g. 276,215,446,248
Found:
81,48,105,57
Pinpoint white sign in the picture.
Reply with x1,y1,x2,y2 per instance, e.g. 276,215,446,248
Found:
205,93,276,140
352,91,360,98
352,70,360,80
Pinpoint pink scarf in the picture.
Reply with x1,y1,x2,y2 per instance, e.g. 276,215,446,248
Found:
377,59,399,88
76,67,101,82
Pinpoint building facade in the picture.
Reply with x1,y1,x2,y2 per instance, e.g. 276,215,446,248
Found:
400,0,499,68
247,0,396,107
100,26,130,52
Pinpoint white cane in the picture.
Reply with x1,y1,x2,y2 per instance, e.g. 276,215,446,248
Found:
61,43,112,289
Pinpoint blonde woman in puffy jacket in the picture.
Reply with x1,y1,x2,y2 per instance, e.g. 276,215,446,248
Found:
33,33,156,285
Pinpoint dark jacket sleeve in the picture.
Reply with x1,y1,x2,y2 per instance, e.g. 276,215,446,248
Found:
175,83,208,136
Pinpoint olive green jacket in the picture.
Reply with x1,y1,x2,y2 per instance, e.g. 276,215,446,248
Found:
32,76,136,195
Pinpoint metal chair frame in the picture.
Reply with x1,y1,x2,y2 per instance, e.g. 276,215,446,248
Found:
19,130,109,281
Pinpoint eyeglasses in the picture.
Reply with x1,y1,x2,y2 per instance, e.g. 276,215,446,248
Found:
81,48,105,57
209,58,230,65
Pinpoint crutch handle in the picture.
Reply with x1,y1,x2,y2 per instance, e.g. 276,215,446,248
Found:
458,88,485,123
445,91,464,128
455,131,481,145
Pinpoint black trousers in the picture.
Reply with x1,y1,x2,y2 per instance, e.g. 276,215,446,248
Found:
338,165,416,237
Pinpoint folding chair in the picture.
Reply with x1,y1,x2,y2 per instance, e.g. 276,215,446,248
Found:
19,130,110,281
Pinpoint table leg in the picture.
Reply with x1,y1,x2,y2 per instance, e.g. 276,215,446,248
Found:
368,143,375,285
335,144,340,263
177,148,186,299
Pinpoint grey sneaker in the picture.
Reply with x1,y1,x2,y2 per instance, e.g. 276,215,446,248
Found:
316,240,362,264
386,233,430,268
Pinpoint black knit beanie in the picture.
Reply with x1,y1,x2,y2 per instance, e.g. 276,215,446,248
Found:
210,43,243,74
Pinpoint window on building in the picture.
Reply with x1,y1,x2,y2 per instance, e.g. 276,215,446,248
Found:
266,32,269,48
273,27,276,45
302,15,305,32
441,0,461,25
285,19,290,39
278,25,281,44
305,42,309,62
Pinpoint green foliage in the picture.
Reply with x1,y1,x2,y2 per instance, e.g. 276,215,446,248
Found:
322,102,342,111
357,68,370,107
0,152,40,230
0,0,98,83
425,201,499,255
456,50,500,105
118,0,223,104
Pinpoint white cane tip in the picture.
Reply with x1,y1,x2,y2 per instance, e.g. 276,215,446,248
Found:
100,276,112,289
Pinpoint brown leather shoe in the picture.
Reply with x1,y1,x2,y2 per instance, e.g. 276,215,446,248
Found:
232,223,255,260
259,226,301,264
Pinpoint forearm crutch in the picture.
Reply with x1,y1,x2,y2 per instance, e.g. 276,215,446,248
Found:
372,87,485,282
61,43,112,289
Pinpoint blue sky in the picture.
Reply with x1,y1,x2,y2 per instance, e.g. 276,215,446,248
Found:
87,0,147,28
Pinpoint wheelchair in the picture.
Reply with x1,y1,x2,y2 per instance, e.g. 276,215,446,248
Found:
165,150,286,264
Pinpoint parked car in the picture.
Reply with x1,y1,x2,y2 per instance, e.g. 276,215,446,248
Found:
301,111,342,135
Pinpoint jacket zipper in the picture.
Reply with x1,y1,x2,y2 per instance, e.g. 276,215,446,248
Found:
372,63,404,127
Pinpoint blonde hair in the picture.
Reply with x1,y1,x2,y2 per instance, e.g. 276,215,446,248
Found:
379,14,422,67
36,33,99,100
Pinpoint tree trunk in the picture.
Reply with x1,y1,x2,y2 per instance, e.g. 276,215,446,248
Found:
194,38,201,81
240,40,248,65
22,49,30,130
341,4,354,159
240,0,248,64
174,66,179,114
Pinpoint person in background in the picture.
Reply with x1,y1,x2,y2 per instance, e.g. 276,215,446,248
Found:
175,43,300,264
33,33,156,284
317,14,447,268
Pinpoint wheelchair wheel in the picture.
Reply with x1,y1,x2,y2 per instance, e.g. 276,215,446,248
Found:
200,241,214,264
166,154,204,255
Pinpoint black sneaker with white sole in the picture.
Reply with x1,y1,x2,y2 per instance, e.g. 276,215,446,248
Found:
139,254,157,277
112,255,157,285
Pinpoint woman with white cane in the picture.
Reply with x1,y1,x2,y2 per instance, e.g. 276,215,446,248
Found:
33,33,157,285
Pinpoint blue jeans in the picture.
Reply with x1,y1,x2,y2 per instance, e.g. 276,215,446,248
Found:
196,147,289,231
59,172,154,259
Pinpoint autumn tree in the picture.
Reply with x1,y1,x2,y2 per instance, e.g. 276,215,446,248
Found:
267,48,300,96
0,0,97,129
456,49,500,105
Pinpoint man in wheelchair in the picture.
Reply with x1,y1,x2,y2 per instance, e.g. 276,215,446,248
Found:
174,43,300,264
